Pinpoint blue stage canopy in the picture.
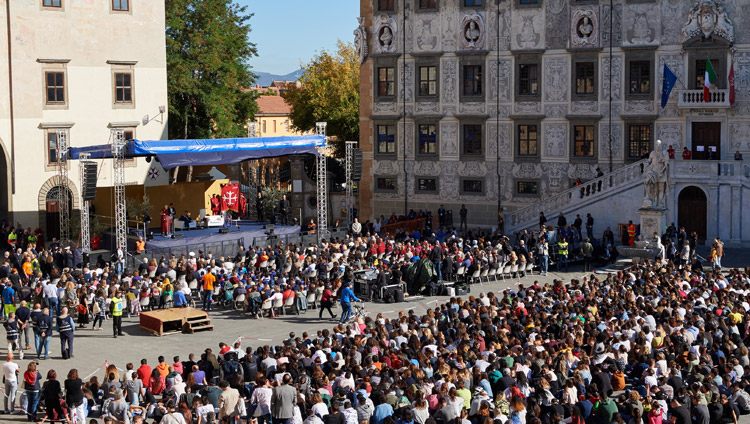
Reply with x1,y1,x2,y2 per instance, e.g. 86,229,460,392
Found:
68,135,325,169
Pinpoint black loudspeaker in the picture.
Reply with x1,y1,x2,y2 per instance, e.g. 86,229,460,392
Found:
218,228,230,234
352,148,363,181
171,234,184,239
82,162,98,202
446,210,453,226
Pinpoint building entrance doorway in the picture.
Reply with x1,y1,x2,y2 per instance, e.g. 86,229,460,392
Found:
45,186,72,241
677,186,707,243
691,122,721,160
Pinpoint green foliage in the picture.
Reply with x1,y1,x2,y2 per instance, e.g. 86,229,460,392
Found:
283,41,359,158
261,187,287,218
166,0,258,139
126,195,152,222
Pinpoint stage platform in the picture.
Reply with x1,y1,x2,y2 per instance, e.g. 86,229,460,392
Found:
144,221,301,256
140,307,212,336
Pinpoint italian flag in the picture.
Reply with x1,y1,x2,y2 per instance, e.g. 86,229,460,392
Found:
704,58,717,102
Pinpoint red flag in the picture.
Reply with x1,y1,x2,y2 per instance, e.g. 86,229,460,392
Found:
221,183,240,211
729,61,736,105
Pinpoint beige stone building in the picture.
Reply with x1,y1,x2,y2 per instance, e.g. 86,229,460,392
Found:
0,0,168,236
357,0,750,245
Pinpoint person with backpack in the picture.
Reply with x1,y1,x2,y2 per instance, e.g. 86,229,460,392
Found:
56,306,75,359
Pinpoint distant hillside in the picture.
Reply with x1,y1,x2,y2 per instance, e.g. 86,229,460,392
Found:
254,69,303,87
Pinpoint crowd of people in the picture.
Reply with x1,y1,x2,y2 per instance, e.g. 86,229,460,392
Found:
0,216,746,424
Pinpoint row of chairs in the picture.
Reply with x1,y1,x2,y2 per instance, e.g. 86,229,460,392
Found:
446,261,536,285
234,290,327,318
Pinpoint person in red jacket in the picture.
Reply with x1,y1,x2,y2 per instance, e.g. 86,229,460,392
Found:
682,147,692,160
137,358,152,389
318,285,336,320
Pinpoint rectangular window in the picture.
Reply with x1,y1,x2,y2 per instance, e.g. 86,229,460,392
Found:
378,67,395,97
517,181,538,194
45,71,65,104
112,0,129,11
462,179,483,193
519,64,539,95
418,178,437,192
575,62,595,95
47,132,59,164
574,125,595,157
377,125,396,154
695,60,710,89
464,0,481,5
629,61,651,94
262,121,266,134
114,72,133,103
378,0,395,11
418,124,437,155
463,65,482,96
627,124,652,159
43,0,61,7
519,0,538,4
517,124,538,157
418,66,438,97
463,124,483,155
377,177,397,191
419,0,437,8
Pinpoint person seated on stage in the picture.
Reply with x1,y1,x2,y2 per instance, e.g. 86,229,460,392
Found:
179,211,192,224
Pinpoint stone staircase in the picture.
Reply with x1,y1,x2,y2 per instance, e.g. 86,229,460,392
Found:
182,315,214,334
506,159,648,234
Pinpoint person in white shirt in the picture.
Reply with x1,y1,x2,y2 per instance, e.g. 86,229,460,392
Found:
3,353,19,414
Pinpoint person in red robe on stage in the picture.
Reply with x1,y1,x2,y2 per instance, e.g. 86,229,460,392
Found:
239,193,247,218
210,194,221,216
160,205,172,235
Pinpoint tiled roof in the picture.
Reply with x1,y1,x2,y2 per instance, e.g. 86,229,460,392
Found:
256,95,292,115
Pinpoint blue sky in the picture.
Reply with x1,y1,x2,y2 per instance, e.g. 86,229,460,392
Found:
238,0,360,75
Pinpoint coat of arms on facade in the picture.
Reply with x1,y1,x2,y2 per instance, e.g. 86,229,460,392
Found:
681,0,734,43
354,17,368,64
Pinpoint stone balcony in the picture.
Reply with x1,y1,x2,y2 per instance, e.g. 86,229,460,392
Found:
677,89,731,108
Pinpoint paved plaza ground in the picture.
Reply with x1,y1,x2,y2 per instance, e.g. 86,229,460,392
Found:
2,245,750,422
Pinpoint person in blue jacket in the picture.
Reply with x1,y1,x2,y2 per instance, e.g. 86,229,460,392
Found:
338,282,361,324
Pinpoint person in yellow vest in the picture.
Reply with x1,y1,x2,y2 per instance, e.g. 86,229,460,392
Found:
109,290,124,338
627,220,636,247
557,237,569,272
7,229,17,249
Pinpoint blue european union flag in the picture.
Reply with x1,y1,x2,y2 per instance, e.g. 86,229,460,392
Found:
661,64,677,108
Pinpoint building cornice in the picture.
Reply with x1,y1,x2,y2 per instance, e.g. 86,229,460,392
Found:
108,121,141,128
38,122,75,129
36,58,71,64
106,60,138,65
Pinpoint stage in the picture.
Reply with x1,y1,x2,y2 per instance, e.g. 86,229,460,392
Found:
144,221,301,255
140,307,212,336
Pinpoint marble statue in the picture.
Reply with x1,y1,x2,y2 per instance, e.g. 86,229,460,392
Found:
643,139,670,209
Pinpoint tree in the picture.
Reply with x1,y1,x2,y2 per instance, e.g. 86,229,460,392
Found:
284,41,359,158
166,0,258,141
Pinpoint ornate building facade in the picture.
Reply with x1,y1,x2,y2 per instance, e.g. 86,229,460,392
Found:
357,0,750,240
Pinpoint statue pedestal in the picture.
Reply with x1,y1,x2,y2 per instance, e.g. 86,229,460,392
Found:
638,207,667,240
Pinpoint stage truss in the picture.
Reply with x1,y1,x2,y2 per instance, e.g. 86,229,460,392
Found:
345,141,355,228
79,153,91,254
55,129,70,247
112,129,127,252
316,122,328,241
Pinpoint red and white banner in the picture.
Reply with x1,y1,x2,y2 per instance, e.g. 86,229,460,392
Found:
221,183,240,212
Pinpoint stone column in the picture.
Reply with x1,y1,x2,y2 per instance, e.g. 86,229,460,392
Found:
638,207,667,242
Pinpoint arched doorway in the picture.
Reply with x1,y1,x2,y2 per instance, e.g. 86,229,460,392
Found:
678,186,707,242
45,186,73,241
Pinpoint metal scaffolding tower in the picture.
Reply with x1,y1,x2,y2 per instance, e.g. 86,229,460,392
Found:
79,153,91,253
55,129,70,246
345,141,356,228
112,129,127,252
315,122,328,241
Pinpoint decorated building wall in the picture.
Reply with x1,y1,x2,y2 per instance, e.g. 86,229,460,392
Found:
358,0,750,231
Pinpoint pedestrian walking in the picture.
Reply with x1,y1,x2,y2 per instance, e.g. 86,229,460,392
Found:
56,306,75,359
